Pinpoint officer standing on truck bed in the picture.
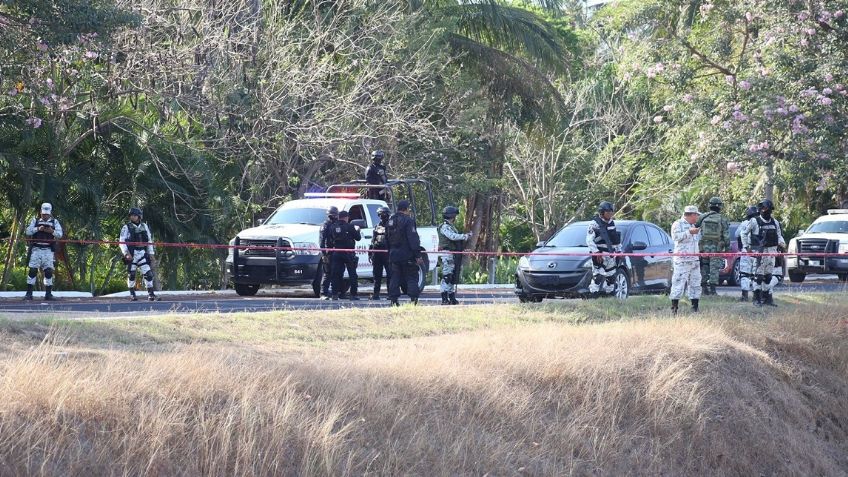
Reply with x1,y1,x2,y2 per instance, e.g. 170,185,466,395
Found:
330,210,362,300
386,200,422,306
365,150,388,200
319,206,340,300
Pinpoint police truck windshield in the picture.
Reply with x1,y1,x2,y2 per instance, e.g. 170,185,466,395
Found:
806,221,848,234
265,208,328,225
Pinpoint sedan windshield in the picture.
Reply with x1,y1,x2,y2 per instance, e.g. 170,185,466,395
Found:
807,221,848,234
546,225,589,247
265,208,327,225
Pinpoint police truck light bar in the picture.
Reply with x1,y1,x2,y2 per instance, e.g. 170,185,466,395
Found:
304,192,361,199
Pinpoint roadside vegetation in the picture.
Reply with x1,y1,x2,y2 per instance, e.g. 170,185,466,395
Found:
1,294,847,475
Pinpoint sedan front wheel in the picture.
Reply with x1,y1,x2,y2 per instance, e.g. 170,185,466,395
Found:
614,269,630,300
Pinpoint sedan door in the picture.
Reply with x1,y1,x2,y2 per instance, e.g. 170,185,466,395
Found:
646,224,673,290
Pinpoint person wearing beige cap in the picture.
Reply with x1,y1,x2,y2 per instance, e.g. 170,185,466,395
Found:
669,205,702,315
23,202,63,301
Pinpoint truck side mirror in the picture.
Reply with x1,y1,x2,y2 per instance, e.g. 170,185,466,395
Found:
350,219,367,229
797,229,805,236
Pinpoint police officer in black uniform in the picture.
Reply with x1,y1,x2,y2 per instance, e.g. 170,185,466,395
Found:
369,206,392,300
386,200,422,306
365,150,388,200
330,210,362,300
318,206,339,300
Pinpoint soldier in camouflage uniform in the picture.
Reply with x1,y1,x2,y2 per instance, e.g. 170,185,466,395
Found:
695,197,730,296
24,203,63,301
586,201,621,297
437,206,472,305
670,206,702,315
736,205,759,302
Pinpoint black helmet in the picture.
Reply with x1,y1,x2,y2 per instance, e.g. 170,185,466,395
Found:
757,199,774,212
442,206,460,219
377,206,390,218
598,201,614,214
371,150,385,161
129,207,143,218
745,205,758,219
708,196,723,211
326,206,339,217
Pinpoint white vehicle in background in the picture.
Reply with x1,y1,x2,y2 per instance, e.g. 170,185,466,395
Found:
786,209,848,283
225,179,440,296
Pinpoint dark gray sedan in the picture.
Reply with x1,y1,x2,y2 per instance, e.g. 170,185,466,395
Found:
515,220,673,302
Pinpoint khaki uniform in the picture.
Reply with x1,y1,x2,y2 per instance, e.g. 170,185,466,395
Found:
669,217,702,300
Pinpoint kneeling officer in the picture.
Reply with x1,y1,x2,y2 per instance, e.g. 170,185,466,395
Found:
330,210,362,300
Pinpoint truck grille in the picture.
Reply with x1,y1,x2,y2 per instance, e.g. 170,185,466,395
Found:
240,239,293,258
798,238,836,255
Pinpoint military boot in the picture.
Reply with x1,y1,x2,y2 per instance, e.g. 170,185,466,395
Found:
44,286,53,301
739,290,749,302
410,297,419,305
763,291,777,307
671,299,679,316
24,285,34,301
448,293,459,305
441,292,449,305
349,294,360,301
130,289,138,301
753,290,763,307
708,284,717,296
390,299,400,307
369,293,380,301
147,288,159,301
691,298,699,312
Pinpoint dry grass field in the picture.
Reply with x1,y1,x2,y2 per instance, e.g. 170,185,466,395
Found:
0,295,847,476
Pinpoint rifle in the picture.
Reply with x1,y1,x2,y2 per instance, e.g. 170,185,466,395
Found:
592,218,620,267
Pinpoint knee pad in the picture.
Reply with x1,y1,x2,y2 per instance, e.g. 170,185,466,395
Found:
128,271,137,281
754,274,764,284
593,274,605,285
28,268,38,278
43,268,53,279
144,271,154,282
763,274,772,284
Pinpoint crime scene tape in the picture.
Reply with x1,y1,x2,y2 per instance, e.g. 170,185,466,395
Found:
6,237,848,259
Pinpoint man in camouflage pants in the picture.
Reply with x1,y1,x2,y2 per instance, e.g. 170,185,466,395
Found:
695,196,730,296
670,206,702,315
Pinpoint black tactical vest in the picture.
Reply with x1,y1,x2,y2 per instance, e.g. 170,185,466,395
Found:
372,222,388,249
331,223,357,249
32,217,56,249
126,222,150,252
592,217,621,250
755,216,779,247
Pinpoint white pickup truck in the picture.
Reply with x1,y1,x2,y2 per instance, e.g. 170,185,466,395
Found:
786,209,848,283
226,179,440,296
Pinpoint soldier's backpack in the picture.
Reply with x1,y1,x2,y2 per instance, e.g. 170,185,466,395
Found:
699,212,723,244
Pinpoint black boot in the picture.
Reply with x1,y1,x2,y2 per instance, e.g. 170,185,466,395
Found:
411,297,419,305
448,293,459,305
691,298,699,312
147,287,159,302
441,292,449,305
753,290,762,307
349,294,360,301
390,299,400,307
24,284,33,301
671,299,679,316
709,284,717,296
764,291,777,307
739,290,749,302
44,286,53,301
130,289,138,301
369,293,380,301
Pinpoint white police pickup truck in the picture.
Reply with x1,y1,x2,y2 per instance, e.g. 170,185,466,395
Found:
786,209,848,283
226,179,440,296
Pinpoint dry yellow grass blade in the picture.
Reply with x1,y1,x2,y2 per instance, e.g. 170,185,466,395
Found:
0,294,846,475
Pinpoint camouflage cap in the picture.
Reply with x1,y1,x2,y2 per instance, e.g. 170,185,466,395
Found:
684,205,700,215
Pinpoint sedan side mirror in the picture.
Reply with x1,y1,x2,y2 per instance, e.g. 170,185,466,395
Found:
535,241,546,248
631,241,648,251
350,219,367,229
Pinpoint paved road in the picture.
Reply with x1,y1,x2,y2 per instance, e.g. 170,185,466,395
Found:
0,279,843,316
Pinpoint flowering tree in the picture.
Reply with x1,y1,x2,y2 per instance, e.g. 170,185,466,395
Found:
604,0,848,214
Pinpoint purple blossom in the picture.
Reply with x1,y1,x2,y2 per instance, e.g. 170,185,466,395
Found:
739,80,752,90
710,115,722,125
36,42,48,52
7,89,18,97
700,3,714,16
820,11,832,22
798,12,809,21
825,73,834,82
723,121,732,130
39,96,51,106
732,110,748,122
653,116,664,124
26,117,42,128
823,87,833,95
776,107,788,115
663,104,674,112
725,75,735,85
683,94,694,103
805,28,816,36
836,84,845,91
746,12,754,22
788,105,799,113
819,96,833,105
836,10,845,19
800,38,809,47
84,51,98,60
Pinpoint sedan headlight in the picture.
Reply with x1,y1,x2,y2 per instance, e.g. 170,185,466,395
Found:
581,259,593,269
293,242,321,255
839,242,848,254
518,256,530,270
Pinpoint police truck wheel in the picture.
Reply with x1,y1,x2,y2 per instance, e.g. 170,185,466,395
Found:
788,271,805,283
729,259,740,286
416,257,429,295
234,283,260,296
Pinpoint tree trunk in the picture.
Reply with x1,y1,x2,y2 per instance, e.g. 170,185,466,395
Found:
763,159,775,201
0,212,21,290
